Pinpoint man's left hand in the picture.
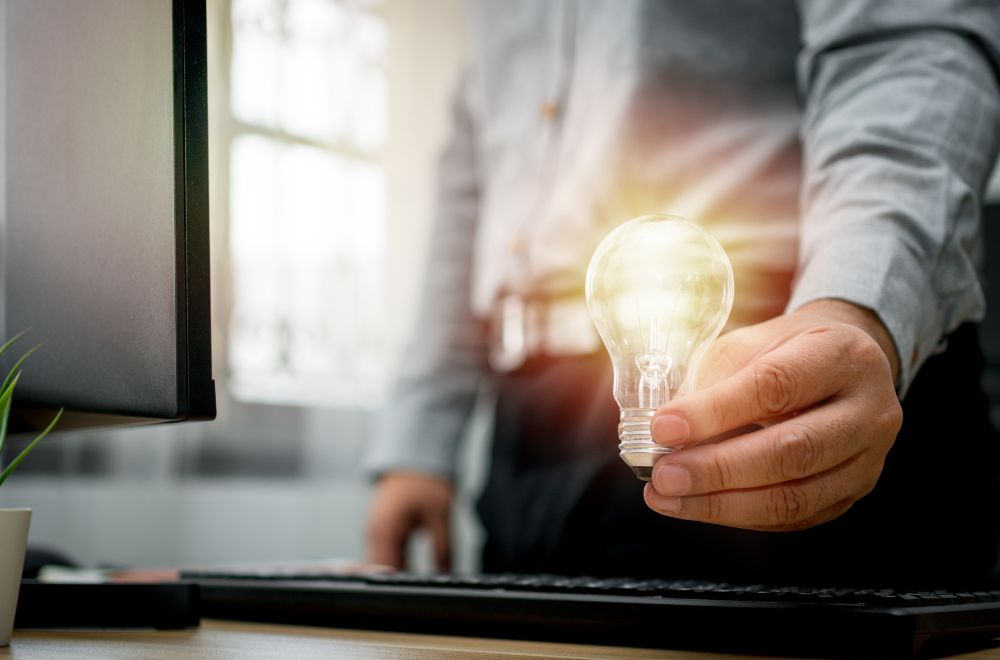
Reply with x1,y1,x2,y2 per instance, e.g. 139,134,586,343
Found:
644,299,903,531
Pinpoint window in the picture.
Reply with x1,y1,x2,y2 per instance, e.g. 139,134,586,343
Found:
1,0,475,573
226,0,388,406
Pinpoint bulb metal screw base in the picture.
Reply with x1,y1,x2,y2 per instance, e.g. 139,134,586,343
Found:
618,408,674,481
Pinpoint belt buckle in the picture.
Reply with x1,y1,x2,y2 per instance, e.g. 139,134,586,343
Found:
489,293,529,373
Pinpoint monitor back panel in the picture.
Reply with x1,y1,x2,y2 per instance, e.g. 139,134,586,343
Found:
0,0,212,425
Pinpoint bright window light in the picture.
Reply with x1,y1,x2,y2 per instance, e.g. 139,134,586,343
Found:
227,0,387,406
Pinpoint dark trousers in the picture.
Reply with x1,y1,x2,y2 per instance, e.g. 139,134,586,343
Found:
476,324,1000,588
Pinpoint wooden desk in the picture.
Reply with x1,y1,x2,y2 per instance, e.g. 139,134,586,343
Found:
4,621,1000,659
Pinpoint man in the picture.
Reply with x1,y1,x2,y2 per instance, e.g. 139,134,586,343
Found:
367,0,1000,587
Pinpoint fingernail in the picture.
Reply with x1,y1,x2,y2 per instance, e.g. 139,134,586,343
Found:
646,488,682,513
653,464,691,495
652,414,689,445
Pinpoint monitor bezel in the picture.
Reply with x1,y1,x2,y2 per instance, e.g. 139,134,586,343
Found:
173,0,215,424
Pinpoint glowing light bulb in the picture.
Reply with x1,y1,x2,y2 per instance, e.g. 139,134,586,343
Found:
585,215,734,481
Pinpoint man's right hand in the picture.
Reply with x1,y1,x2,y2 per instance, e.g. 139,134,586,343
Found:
367,471,454,571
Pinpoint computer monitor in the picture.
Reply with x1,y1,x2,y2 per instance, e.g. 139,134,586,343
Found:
0,0,215,433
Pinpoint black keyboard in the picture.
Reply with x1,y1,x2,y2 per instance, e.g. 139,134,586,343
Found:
181,568,1000,658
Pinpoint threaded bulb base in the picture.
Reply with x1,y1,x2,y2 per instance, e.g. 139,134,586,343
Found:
618,408,673,481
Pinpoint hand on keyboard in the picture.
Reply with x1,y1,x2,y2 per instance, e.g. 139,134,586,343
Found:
368,472,453,571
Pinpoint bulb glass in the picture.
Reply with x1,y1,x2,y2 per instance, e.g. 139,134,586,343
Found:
586,215,734,480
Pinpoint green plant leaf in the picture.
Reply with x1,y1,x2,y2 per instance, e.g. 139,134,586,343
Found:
0,372,21,458
1,344,41,396
0,331,28,399
0,407,63,487
0,330,28,359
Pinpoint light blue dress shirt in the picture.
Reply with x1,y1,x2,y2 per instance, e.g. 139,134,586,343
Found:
367,0,1000,479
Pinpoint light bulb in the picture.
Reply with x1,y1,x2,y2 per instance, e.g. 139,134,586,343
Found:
585,214,734,481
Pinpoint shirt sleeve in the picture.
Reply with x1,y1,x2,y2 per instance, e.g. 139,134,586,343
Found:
788,0,1000,397
363,70,488,480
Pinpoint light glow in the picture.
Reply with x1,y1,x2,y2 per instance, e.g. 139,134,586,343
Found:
586,214,734,479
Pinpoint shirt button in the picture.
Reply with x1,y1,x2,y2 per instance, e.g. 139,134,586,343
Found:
540,101,559,119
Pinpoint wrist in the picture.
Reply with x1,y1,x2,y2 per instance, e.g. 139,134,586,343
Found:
795,299,901,383
379,470,454,488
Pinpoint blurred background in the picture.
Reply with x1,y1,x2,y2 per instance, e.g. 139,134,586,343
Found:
0,0,998,576
0,0,488,574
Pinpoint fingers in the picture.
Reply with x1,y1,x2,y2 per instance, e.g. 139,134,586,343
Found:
645,390,897,530
368,515,412,570
644,451,879,531
428,514,453,572
652,397,864,495
366,472,455,571
652,326,859,448
368,514,452,571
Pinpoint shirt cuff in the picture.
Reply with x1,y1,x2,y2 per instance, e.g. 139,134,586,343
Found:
362,375,484,481
786,231,975,399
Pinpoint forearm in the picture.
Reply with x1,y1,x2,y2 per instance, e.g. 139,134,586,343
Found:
365,70,486,480
791,1,1000,396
